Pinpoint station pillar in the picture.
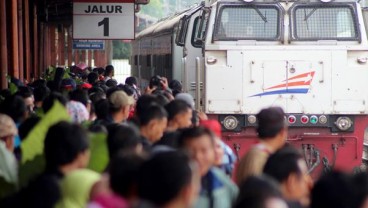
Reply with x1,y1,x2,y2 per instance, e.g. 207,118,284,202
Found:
0,0,7,89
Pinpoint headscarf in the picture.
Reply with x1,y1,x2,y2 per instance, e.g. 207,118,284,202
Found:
66,101,89,123
56,169,101,208
0,114,18,184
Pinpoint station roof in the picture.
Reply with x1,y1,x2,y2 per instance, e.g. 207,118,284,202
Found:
34,0,73,24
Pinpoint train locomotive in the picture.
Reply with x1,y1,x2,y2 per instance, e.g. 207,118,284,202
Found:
132,0,368,177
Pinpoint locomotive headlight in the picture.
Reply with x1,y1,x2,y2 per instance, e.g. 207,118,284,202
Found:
223,116,239,130
310,115,318,124
247,115,257,124
335,117,352,131
319,115,328,124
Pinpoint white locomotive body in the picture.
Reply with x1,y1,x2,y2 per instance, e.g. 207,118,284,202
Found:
132,0,368,176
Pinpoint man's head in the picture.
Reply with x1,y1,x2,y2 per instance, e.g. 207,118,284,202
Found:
257,107,287,148
165,100,192,130
108,91,135,123
105,65,114,77
87,72,99,85
263,146,312,205
42,92,68,113
0,95,27,123
125,76,138,87
106,124,142,158
139,105,168,142
44,121,90,172
106,79,118,88
16,86,35,116
138,151,200,207
109,152,146,200
179,127,216,176
234,175,287,208
135,95,160,118
69,89,91,113
33,86,50,107
311,171,353,208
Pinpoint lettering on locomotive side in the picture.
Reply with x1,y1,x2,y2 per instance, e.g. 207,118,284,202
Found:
84,5,123,14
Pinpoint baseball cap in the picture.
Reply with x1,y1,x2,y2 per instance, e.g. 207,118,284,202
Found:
200,119,222,138
61,78,76,90
108,91,135,109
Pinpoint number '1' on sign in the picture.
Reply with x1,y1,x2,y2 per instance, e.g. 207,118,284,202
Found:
98,18,109,37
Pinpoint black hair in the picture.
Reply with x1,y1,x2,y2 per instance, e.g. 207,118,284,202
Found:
31,79,47,89
138,151,193,206
106,79,118,88
53,67,65,91
89,124,108,134
94,99,110,120
234,175,283,208
0,89,11,101
256,107,285,139
42,92,68,113
178,126,215,148
44,121,89,170
135,95,160,117
311,171,354,208
263,146,304,183
109,153,146,198
19,116,41,140
34,86,50,102
138,105,168,126
16,86,33,99
69,89,89,107
105,65,114,76
93,67,105,75
154,92,170,106
87,72,99,84
169,80,182,92
172,89,181,97
118,84,134,97
106,124,141,158
10,77,23,88
125,76,137,86
351,172,368,208
0,95,26,123
89,89,106,104
165,100,191,122
97,82,109,93
106,87,120,99
88,86,104,95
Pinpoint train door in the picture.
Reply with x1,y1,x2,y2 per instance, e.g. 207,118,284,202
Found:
175,5,204,107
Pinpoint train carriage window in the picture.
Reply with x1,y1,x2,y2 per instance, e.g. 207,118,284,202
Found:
139,55,144,66
194,9,210,47
147,55,151,67
214,4,282,41
152,55,157,67
134,55,138,66
165,54,172,68
191,17,201,48
176,16,190,46
291,4,359,41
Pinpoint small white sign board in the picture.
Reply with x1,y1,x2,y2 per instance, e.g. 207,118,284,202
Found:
73,0,135,39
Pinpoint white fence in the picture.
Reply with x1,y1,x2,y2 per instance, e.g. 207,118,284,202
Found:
112,59,131,84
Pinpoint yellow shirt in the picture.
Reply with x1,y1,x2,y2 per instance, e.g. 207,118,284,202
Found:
235,143,271,185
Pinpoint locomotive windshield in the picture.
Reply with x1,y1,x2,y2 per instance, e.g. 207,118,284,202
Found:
291,4,359,41
214,4,282,41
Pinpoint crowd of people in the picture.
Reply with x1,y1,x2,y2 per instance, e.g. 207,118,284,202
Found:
0,64,367,208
